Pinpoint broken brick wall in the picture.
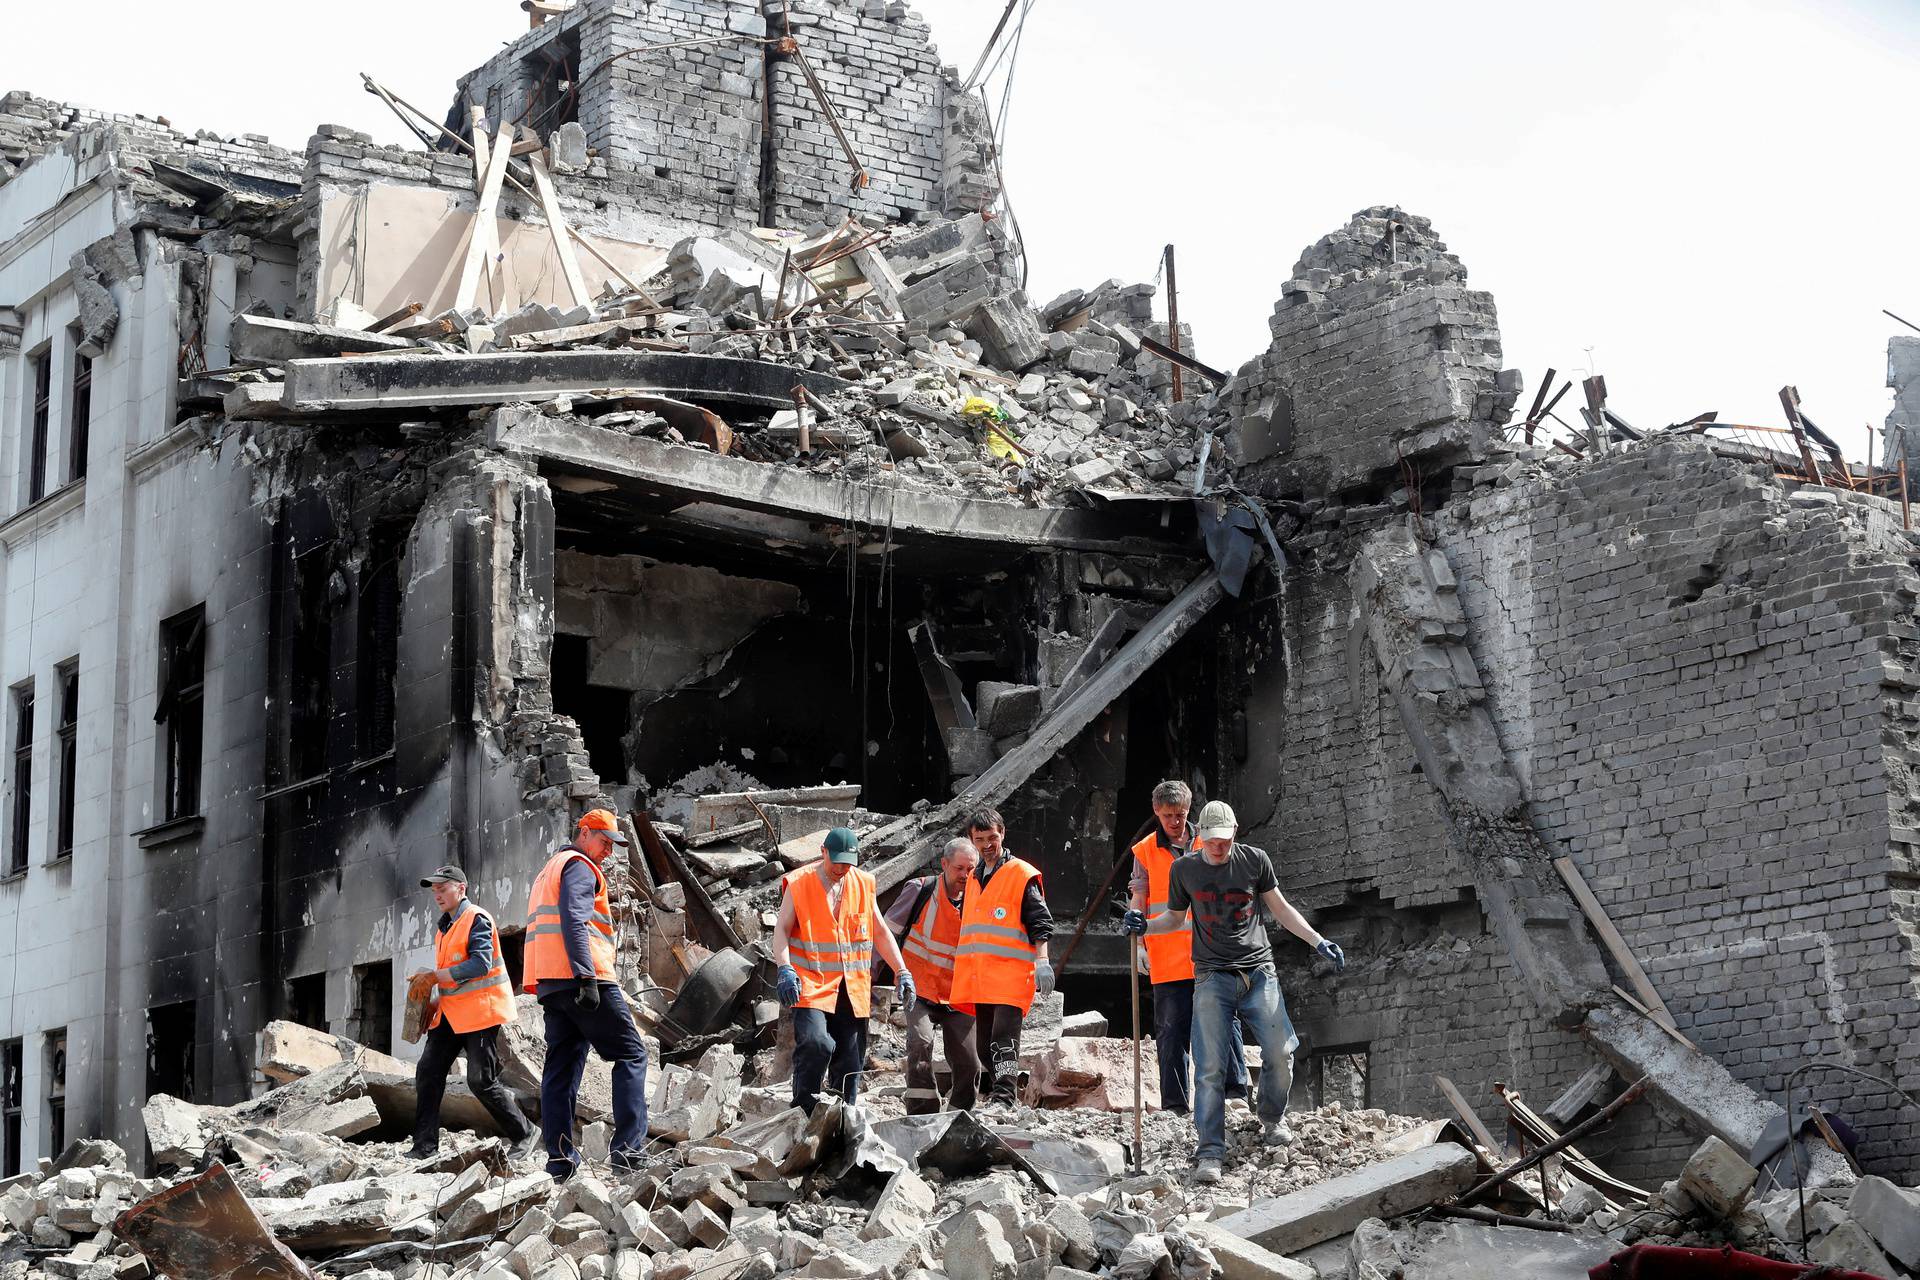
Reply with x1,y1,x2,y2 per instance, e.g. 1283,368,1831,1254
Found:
1241,436,1920,1185
1441,437,1920,1183
1887,335,1920,486
450,0,971,233
1225,207,1519,495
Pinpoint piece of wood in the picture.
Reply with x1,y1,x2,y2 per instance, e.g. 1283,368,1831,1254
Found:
1542,1062,1613,1127
634,810,745,953
1553,856,1679,1033
456,118,513,313
1433,1075,1505,1160
1497,1084,1649,1207
466,110,503,314
526,151,592,307
1609,985,1696,1051
369,301,424,334
1808,1106,1863,1175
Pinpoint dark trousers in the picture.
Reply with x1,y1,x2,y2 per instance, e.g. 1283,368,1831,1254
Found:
791,985,867,1114
539,984,649,1176
1152,979,1247,1114
413,1021,533,1148
973,1002,1025,1104
905,997,979,1114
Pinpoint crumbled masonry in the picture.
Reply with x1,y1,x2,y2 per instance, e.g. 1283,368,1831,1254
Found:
5,0,1920,1276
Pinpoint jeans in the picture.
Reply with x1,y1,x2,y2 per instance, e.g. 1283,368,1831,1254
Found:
905,997,980,1114
1153,979,1248,1114
539,984,649,1177
792,984,868,1114
973,1003,1025,1104
1192,963,1298,1162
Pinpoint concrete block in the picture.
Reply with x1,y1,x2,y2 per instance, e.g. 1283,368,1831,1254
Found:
1183,1219,1317,1280
976,682,1042,736
1849,1175,1920,1269
862,1168,935,1240
1211,1143,1478,1255
944,726,997,776
1810,1221,1893,1276
946,1208,1018,1280
1676,1135,1758,1218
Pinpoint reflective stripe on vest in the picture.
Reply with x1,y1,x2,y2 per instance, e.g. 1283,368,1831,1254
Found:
522,848,618,991
949,856,1041,1014
902,875,963,1006
1133,832,1195,985
784,862,875,1016
431,904,517,1033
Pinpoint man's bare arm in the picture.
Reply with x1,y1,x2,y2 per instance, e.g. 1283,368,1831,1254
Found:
1261,888,1323,947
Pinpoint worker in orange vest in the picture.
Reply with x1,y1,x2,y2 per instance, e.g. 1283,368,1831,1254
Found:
406,866,536,1161
949,807,1054,1111
524,809,648,1179
1125,781,1246,1115
771,827,913,1114
883,836,983,1114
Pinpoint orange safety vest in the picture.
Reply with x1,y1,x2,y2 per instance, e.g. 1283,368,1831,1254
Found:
523,848,618,991
430,904,516,1033
785,861,876,1016
1133,831,1195,984
949,856,1042,1014
900,875,966,1007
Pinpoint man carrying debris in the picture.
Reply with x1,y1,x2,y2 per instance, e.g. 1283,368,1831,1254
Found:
883,836,984,1114
1126,781,1247,1115
408,867,538,1162
772,826,914,1114
525,808,650,1179
949,808,1054,1112
1125,800,1344,1184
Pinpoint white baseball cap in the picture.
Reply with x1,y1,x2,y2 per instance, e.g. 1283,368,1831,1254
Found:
1196,800,1238,841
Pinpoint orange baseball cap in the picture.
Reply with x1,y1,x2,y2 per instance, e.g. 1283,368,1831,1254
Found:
577,808,630,846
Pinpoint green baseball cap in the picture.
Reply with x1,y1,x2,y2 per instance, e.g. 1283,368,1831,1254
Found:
823,827,860,865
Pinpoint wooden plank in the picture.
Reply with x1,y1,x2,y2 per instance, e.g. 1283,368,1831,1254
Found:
1553,856,1679,1033
633,809,745,953
1499,1086,1649,1206
456,118,513,313
1542,1062,1613,1127
465,109,506,314
1433,1074,1505,1161
526,150,592,307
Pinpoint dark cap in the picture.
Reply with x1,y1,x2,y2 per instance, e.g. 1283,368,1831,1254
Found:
420,865,468,887
823,827,859,865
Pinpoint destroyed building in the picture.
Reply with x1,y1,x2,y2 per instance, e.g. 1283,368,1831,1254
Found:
0,0,1917,1234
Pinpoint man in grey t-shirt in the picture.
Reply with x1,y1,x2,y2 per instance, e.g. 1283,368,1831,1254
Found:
1126,800,1345,1184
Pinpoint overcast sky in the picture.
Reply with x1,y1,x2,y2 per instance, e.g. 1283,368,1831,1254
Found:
7,0,1916,458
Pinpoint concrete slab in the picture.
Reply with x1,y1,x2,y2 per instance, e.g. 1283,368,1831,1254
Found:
1397,1221,1617,1280
1212,1144,1478,1256
230,314,415,365
283,350,846,413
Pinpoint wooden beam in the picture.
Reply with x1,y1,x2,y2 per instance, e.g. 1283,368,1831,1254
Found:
1553,855,1680,1034
456,118,513,314
526,149,592,307
1433,1074,1506,1162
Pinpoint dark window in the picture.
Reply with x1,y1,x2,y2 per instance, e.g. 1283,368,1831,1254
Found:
356,531,402,758
1,1038,20,1177
155,608,205,822
525,28,582,132
44,1030,64,1158
551,633,626,781
1297,1044,1371,1111
67,331,91,484
9,682,32,875
26,350,50,504
145,1001,196,1104
53,661,76,860
287,557,331,782
351,961,392,1055
285,972,327,1032
498,926,525,993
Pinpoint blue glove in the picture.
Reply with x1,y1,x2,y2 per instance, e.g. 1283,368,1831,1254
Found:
1121,909,1148,936
1034,959,1056,997
897,969,916,1009
776,964,800,1007
1315,939,1346,973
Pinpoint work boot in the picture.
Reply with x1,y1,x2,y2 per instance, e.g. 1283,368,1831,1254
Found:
507,1131,541,1164
1191,1158,1223,1185
1261,1120,1294,1148
405,1141,438,1162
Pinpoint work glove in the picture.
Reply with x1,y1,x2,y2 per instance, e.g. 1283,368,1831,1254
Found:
1121,909,1148,937
1034,959,1056,997
574,982,602,1011
1314,939,1346,973
776,964,801,1008
897,970,916,1010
